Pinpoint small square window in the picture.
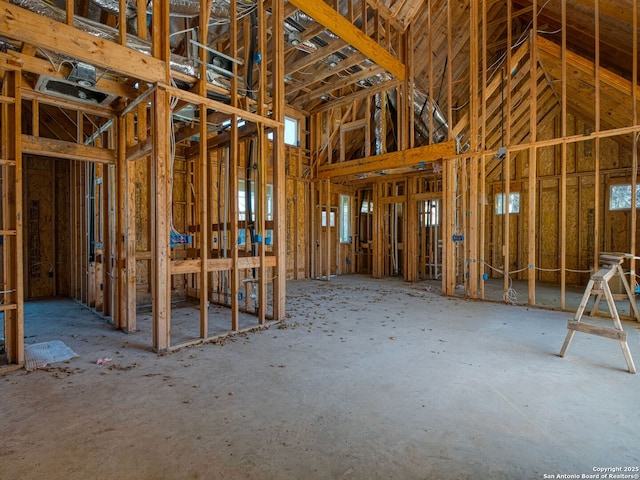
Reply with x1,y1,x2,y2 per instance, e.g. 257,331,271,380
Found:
609,184,640,210
495,192,520,215
284,117,298,146
340,195,350,243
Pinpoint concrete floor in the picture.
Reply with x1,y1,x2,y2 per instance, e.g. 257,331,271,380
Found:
1,275,639,479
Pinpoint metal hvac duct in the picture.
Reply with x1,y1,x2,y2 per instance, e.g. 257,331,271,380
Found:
9,0,231,79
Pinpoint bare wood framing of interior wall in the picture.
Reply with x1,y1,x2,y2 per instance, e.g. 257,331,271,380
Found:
0,68,24,370
442,0,456,296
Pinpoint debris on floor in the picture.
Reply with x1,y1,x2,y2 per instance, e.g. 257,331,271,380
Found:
24,340,78,371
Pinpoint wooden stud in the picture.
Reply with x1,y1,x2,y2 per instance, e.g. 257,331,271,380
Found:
137,0,148,40
229,0,240,329
560,0,568,310
119,0,126,46
199,0,210,338
593,0,601,275
631,0,639,316
115,115,126,330
1,70,24,365
503,0,513,300
65,0,73,25
152,87,171,352
468,0,479,299
324,179,331,280
528,4,538,305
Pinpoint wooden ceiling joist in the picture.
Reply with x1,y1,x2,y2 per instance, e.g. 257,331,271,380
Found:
0,0,165,84
293,65,385,106
287,0,406,80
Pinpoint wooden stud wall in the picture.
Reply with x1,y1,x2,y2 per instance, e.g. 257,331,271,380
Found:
453,0,640,315
0,0,295,364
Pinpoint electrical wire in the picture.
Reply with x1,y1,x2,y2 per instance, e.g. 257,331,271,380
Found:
168,77,186,242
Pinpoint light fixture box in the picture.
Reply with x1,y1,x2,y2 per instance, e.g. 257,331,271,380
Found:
68,62,97,87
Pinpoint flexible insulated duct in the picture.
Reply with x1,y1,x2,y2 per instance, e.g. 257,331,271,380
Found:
88,0,232,19
9,0,225,79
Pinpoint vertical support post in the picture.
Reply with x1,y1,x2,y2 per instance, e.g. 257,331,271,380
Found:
503,0,513,301
198,0,210,337
324,179,331,280
528,13,538,305
593,0,601,273
116,115,126,330
468,0,479,298
372,181,381,278
630,0,638,315
256,0,267,322
152,86,171,352
2,70,24,365
258,125,267,324
118,0,126,46
427,0,433,145
443,159,456,295
480,0,488,300
442,0,456,296
65,0,73,25
406,24,414,149
272,0,287,319
230,118,240,331
136,0,148,40
198,119,209,338
560,0,568,309
406,178,417,282
229,0,239,330
126,110,138,331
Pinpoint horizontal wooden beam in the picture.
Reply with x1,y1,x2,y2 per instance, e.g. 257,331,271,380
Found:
287,0,406,80
0,1,165,84
170,256,277,275
126,138,152,161
2,51,137,100
0,52,23,71
567,321,627,341
22,135,116,163
20,83,117,118
163,84,281,129
317,141,456,179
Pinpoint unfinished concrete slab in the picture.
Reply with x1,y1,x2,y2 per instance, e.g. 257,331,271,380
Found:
1,275,639,479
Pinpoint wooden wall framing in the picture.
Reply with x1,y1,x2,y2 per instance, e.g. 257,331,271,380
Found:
0,0,290,368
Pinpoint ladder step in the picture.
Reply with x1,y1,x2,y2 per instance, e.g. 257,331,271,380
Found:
567,321,627,341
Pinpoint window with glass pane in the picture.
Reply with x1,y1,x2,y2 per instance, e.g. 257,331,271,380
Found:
284,117,298,146
340,195,350,243
609,184,640,210
495,192,520,214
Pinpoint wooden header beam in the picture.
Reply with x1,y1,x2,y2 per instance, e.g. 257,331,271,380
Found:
317,140,456,179
0,1,166,84
287,0,406,80
22,135,116,163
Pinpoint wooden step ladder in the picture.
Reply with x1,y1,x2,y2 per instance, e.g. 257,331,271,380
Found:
559,253,638,373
